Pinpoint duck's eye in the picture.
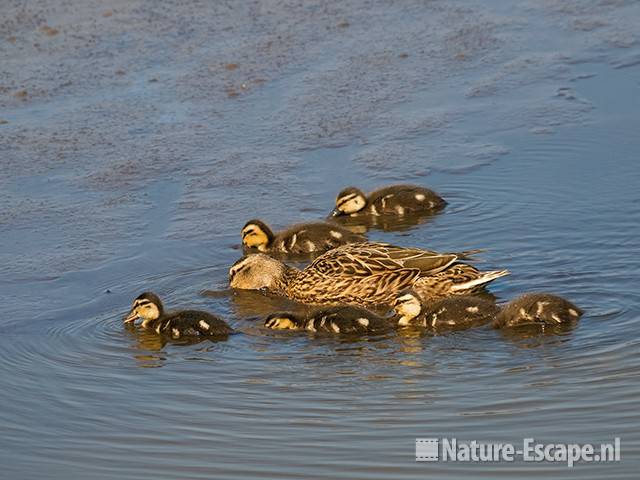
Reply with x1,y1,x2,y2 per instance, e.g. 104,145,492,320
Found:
231,264,249,279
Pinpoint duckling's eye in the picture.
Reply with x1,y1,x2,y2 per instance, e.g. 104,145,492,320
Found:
337,196,354,207
259,286,268,293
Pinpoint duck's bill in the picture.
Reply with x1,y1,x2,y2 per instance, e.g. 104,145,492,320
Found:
329,208,343,217
124,311,139,324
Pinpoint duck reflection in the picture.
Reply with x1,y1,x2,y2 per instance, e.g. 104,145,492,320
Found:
123,321,230,368
496,321,578,347
328,210,442,233
124,323,167,367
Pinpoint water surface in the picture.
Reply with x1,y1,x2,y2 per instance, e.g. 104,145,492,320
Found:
1,0,639,478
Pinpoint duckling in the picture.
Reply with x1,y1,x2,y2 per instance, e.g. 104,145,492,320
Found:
241,219,365,254
394,289,499,329
330,184,446,217
264,306,393,334
124,292,233,339
229,241,509,308
493,293,583,328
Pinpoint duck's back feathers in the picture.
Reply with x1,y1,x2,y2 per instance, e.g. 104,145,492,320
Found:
493,293,583,328
310,242,459,276
271,222,364,254
155,310,233,338
292,242,432,306
366,185,446,215
420,296,500,330
283,242,507,307
266,306,392,334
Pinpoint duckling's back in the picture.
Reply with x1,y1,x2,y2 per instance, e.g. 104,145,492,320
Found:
420,296,499,330
157,311,233,338
272,222,364,254
367,185,446,215
302,306,392,334
493,293,583,328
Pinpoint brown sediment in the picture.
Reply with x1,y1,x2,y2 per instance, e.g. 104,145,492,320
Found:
39,25,59,36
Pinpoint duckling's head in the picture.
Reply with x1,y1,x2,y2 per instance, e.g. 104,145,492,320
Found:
331,187,367,216
394,289,423,326
229,254,290,293
124,292,163,324
241,219,274,252
264,313,300,330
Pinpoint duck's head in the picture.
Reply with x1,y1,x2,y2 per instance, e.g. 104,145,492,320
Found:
330,187,367,217
241,219,274,252
393,289,423,326
124,292,163,324
229,254,290,293
264,313,300,330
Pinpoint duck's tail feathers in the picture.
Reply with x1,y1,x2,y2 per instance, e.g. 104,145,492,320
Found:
453,249,486,260
451,269,510,291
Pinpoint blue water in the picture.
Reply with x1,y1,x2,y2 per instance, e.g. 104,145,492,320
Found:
1,1,639,478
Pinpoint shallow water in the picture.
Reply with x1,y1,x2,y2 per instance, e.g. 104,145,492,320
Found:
1,0,639,478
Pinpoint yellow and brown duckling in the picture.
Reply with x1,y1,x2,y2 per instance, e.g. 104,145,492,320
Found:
394,289,499,330
264,306,393,334
492,293,583,329
241,219,365,255
229,241,509,308
124,292,233,339
330,184,446,217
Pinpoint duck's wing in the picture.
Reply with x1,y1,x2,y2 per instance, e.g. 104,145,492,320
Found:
307,242,401,276
370,243,459,274
363,242,485,261
308,242,460,277
299,267,420,307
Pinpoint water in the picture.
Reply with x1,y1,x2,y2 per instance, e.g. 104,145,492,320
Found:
1,0,639,478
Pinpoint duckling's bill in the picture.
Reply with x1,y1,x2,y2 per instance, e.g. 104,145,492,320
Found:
124,309,139,324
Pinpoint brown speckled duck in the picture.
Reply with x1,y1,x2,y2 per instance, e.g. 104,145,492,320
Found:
330,184,446,217
241,219,365,255
394,289,499,329
493,293,583,328
264,305,393,334
229,242,509,308
124,292,233,339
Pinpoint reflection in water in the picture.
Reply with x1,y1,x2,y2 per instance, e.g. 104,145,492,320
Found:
2,0,640,478
497,322,578,348
328,210,443,233
124,324,167,367
123,323,231,368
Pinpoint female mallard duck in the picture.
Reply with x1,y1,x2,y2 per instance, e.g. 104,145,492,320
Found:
492,293,583,328
124,292,233,339
229,242,509,308
264,306,393,334
241,219,365,254
393,289,499,329
330,184,446,217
